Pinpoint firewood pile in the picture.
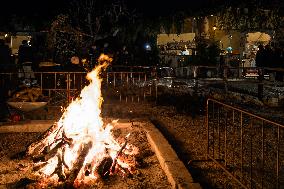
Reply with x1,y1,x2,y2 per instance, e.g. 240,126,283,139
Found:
9,86,48,102
24,122,139,188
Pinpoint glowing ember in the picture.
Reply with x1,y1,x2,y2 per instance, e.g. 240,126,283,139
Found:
25,54,138,188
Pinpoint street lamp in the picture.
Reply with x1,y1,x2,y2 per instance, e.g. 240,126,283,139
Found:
212,25,217,41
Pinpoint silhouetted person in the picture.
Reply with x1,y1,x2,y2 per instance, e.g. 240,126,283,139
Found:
0,39,11,64
65,56,86,72
255,45,265,68
255,45,265,81
18,40,35,80
18,40,34,65
263,45,273,68
255,45,267,101
64,56,86,95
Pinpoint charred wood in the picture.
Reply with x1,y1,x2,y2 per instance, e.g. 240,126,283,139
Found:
95,156,113,178
32,141,65,162
50,154,66,181
109,134,129,175
64,141,92,188
26,123,61,156
33,162,48,171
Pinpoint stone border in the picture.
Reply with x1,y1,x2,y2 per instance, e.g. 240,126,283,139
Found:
144,122,202,189
0,119,201,189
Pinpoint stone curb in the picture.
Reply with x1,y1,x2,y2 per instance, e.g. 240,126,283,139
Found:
144,122,202,189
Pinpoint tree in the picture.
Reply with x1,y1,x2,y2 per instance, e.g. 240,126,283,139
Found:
47,14,84,64
68,0,137,43
216,6,280,31
193,37,221,66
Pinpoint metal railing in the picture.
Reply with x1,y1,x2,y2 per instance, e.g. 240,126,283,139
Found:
0,70,156,107
175,66,283,80
207,98,284,188
105,71,155,103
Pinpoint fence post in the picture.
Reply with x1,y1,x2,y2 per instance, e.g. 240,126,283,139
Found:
113,73,116,87
257,68,264,101
40,73,43,91
67,73,71,104
206,99,210,160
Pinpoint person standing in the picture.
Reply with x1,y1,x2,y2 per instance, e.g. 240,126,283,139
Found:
0,39,11,64
18,40,34,65
255,45,265,81
17,40,35,80
255,45,266,100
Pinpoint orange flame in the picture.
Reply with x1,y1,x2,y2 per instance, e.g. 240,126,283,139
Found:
36,54,138,186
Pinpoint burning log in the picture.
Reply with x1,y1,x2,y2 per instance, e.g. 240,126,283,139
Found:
65,141,92,188
108,133,130,175
95,156,113,178
26,123,61,157
51,154,66,181
32,130,73,163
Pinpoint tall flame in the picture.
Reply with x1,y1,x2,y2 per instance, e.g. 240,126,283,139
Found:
34,54,138,187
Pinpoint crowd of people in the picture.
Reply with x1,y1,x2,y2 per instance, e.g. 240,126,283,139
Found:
0,39,133,72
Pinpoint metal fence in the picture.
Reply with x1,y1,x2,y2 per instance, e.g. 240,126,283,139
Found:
0,70,156,107
207,98,284,189
104,71,156,103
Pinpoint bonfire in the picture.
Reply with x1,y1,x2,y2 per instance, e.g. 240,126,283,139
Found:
25,54,139,188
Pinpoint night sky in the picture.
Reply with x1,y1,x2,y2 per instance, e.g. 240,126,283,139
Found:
0,0,282,30
1,0,68,16
1,0,218,17
2,0,283,17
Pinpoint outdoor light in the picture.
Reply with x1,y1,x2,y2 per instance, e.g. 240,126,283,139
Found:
145,43,151,51
226,46,233,53
4,34,8,38
213,26,217,31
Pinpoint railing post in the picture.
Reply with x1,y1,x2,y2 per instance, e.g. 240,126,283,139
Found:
40,73,43,91
277,125,280,189
55,73,57,89
261,120,264,189
67,73,70,104
258,68,264,101
113,73,116,87
207,99,210,159
240,112,243,182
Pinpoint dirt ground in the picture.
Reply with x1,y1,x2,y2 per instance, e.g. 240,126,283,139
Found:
3,90,284,189
0,119,171,189
103,98,284,189
102,101,237,189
